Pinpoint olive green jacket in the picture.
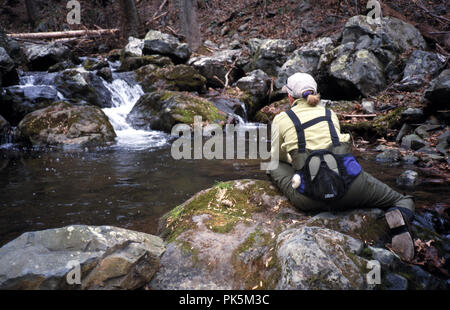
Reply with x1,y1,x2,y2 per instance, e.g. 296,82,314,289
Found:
271,99,351,168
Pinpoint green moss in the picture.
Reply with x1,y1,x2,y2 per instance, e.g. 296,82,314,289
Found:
170,92,226,125
161,180,277,243
231,228,281,289
214,181,233,190
341,107,406,137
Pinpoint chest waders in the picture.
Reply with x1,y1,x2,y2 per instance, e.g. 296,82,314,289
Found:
285,108,362,202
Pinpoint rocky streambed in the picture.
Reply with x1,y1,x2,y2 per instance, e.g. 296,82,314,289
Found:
0,14,449,289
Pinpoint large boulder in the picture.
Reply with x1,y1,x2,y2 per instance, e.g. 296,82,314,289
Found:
0,85,61,125
235,69,271,115
341,15,427,53
425,69,450,109
143,30,191,63
0,225,165,290
189,49,244,88
317,16,428,98
126,91,227,132
248,38,296,76
276,226,367,289
135,64,206,93
0,47,18,86
276,37,334,88
394,50,446,91
16,102,117,147
122,36,144,58
150,179,440,290
22,42,74,71
318,43,386,98
54,69,113,108
119,55,173,72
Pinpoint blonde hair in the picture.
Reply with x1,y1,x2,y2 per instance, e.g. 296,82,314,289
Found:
306,94,320,107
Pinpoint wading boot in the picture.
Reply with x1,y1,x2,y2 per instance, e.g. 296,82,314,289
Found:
385,207,415,261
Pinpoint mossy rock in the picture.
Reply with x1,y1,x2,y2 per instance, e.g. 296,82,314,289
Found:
82,58,109,71
151,179,297,290
341,107,406,138
119,55,173,72
254,98,290,124
15,101,116,147
305,208,390,247
126,90,227,132
135,64,206,93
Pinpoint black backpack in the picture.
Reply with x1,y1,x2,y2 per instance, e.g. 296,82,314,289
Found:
285,108,362,202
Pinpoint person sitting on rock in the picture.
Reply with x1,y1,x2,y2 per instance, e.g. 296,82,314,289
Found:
269,72,416,261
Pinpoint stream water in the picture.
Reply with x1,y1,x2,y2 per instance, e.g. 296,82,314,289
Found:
0,63,448,247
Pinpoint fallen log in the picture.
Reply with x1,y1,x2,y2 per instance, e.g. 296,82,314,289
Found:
6,29,119,40
339,114,377,118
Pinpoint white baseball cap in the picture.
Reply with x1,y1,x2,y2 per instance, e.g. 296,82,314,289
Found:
281,72,318,98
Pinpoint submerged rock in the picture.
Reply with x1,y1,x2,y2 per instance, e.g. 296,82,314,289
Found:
126,91,227,132
16,102,116,147
401,134,427,151
396,170,420,187
135,64,206,93
375,148,401,163
0,225,165,289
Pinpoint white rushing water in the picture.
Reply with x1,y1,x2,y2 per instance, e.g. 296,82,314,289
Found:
102,78,170,150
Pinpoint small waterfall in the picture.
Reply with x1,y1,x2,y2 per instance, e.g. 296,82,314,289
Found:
102,76,169,150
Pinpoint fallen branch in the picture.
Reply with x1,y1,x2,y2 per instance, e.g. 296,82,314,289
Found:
7,29,119,40
340,114,377,118
413,0,450,24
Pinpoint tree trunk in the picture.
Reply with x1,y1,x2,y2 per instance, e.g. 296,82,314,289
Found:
24,0,40,27
177,0,202,51
118,0,141,38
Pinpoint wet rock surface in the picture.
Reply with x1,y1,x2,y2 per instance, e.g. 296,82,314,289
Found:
143,30,191,63
0,85,61,125
22,42,74,71
126,90,227,132
135,64,206,93
0,225,165,289
15,102,117,147
149,180,447,290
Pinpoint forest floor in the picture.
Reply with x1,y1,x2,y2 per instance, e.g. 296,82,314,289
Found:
0,0,449,55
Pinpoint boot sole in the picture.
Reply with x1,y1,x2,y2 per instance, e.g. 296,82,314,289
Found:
385,209,415,261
